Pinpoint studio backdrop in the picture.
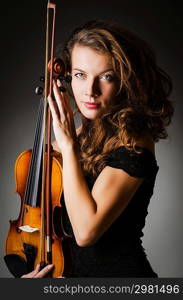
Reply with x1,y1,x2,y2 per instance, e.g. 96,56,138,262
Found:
0,0,182,277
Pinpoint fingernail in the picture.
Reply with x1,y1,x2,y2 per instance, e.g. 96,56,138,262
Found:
48,264,54,269
57,79,61,86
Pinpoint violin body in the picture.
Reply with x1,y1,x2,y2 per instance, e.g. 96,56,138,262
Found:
5,149,72,278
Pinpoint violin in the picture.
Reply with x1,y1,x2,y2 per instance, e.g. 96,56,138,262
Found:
4,0,72,278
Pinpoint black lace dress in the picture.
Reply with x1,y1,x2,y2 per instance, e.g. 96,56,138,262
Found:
62,146,159,277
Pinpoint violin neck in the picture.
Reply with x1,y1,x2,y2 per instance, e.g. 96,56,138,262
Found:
24,97,45,207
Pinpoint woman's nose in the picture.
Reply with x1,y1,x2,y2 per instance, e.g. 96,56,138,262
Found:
84,79,101,98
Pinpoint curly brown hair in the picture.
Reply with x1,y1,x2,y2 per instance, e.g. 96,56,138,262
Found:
63,20,174,177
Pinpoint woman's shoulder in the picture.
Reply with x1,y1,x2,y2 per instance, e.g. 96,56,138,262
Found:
107,135,158,179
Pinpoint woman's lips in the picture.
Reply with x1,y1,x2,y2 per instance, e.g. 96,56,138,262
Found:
83,102,101,109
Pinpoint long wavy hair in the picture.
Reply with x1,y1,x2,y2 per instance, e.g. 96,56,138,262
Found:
63,20,174,177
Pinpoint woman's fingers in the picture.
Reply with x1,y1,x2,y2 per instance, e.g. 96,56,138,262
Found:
34,264,54,278
21,264,40,278
56,79,72,113
54,80,74,118
56,80,76,133
21,264,54,278
48,79,77,146
48,95,61,125
49,80,74,127
53,80,67,123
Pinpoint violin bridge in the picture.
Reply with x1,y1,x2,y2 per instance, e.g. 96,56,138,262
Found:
18,225,39,233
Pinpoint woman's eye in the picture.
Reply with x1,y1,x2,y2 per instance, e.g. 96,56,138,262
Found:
74,73,85,79
101,74,114,81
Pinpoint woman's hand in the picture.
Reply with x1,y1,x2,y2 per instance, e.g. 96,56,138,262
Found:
21,264,54,278
48,79,77,154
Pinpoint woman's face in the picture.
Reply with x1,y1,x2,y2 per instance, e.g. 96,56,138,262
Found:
71,45,119,120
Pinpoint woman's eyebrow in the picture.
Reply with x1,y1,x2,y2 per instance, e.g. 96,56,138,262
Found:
72,68,115,74
72,68,86,72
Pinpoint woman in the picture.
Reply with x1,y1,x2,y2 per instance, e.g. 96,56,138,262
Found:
22,20,174,278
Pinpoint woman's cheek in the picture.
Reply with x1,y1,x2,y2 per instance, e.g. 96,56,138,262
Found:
71,80,80,99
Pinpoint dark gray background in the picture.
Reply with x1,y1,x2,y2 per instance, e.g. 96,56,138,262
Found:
0,0,182,277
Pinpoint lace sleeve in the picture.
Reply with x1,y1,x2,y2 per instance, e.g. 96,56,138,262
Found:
106,146,159,180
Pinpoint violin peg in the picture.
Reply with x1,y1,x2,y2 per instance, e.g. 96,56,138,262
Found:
35,86,44,95
65,75,72,83
58,75,71,83
58,75,65,81
40,76,45,83
59,86,66,93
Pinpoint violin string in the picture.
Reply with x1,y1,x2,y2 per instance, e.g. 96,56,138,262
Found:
27,98,44,207
20,97,44,227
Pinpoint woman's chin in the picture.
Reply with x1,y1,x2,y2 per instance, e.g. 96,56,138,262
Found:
81,110,102,120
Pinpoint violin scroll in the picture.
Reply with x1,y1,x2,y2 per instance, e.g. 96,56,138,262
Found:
35,57,71,95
